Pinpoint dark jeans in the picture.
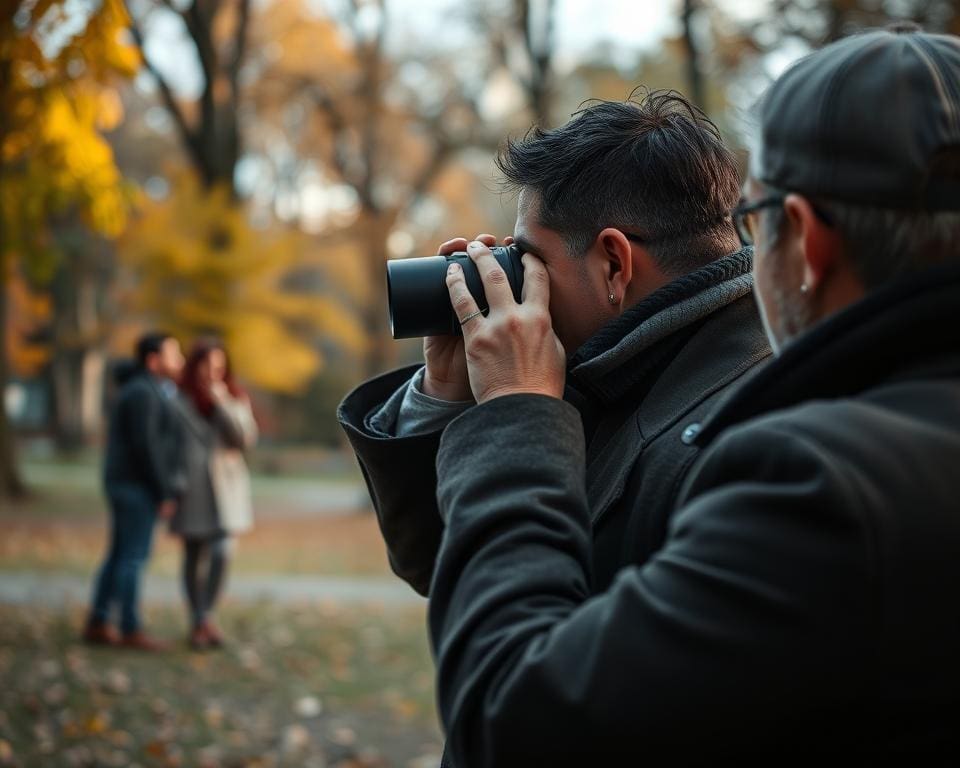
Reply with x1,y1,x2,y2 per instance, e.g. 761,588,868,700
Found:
90,484,158,634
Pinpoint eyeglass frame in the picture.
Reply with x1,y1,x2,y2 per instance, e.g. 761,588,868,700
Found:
731,195,834,247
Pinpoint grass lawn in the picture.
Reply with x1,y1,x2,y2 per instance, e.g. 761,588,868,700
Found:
3,460,392,578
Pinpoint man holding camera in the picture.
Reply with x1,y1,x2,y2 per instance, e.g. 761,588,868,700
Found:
414,24,960,764
340,90,770,600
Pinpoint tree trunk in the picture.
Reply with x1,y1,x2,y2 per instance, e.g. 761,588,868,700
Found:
518,0,556,127
0,56,27,499
48,347,106,451
361,209,398,379
682,0,707,110
0,264,27,499
48,233,108,451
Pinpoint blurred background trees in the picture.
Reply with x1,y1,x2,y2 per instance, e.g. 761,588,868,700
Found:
1,0,137,494
3,0,955,497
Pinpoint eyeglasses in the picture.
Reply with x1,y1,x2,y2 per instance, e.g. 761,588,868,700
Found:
731,195,835,246
731,196,785,246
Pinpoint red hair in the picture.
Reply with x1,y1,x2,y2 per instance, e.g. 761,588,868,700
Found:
180,338,245,419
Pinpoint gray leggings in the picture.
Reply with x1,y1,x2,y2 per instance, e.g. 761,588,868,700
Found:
182,535,231,627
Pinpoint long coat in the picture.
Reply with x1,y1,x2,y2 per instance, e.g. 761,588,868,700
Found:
170,394,258,538
428,264,960,764
338,248,771,596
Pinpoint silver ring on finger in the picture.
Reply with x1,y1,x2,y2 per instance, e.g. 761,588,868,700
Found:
459,309,484,326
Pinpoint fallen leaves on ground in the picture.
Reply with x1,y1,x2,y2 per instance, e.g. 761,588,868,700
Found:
0,603,442,767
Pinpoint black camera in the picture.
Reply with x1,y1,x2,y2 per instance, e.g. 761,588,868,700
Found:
386,245,524,339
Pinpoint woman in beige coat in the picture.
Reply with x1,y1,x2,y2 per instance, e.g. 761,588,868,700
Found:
172,339,257,649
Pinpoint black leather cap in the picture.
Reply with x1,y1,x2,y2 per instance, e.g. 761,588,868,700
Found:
756,26,960,210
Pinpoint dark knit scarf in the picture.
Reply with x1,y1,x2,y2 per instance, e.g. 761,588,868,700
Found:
564,247,754,438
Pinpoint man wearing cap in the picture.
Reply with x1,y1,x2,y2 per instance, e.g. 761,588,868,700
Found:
425,24,960,764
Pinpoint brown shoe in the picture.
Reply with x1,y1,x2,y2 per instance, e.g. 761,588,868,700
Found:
188,625,209,651
201,620,224,648
120,631,167,652
83,620,119,646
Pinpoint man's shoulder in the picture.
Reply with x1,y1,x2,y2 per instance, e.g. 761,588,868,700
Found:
119,374,149,396
691,381,960,505
723,377,960,448
703,397,894,463
117,374,163,407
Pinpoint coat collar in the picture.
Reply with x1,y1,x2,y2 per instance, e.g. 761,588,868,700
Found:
696,263,960,446
567,248,755,406
585,293,770,524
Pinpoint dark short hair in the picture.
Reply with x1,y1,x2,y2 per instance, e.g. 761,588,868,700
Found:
135,331,173,368
496,89,742,275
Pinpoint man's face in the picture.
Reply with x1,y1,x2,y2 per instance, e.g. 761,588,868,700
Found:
155,338,186,381
512,189,615,355
744,177,810,354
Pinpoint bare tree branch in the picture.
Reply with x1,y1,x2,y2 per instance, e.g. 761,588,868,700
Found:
228,0,252,100
182,0,218,79
407,141,451,203
682,0,706,108
126,7,204,170
309,85,361,190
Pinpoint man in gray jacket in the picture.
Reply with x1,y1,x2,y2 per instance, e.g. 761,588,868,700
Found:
340,90,771,598
429,24,960,764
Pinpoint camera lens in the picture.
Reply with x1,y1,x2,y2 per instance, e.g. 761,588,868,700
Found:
386,244,524,339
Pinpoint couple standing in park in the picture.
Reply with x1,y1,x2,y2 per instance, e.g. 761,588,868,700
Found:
82,332,258,651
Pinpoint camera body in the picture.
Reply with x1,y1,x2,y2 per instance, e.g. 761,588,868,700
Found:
386,245,524,339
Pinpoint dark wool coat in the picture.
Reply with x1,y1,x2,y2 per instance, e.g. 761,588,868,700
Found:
429,264,960,766
103,371,184,503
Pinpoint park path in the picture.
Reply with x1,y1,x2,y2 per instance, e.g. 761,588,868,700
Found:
0,570,426,608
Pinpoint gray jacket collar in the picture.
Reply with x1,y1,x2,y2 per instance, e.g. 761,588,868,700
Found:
567,248,755,405
584,291,771,526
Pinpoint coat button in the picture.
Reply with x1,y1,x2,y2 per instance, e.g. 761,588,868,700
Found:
680,423,701,445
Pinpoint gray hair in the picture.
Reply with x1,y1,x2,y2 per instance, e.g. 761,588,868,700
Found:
762,192,960,288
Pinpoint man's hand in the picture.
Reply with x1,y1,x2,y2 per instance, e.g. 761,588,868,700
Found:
422,233,513,401
158,499,176,521
445,240,565,404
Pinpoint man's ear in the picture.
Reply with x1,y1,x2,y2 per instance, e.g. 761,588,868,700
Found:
782,194,843,291
596,227,672,305
596,228,634,300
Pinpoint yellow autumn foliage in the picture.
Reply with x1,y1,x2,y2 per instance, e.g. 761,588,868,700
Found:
119,172,367,394
2,0,138,379
1,0,137,271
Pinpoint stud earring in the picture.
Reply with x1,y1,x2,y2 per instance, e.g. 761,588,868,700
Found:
800,284,809,294
608,293,617,304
